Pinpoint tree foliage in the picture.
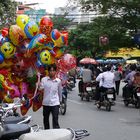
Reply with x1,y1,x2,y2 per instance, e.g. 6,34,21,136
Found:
76,0,140,33
68,0,140,58
0,0,18,28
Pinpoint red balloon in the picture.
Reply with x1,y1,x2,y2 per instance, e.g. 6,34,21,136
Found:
61,31,68,46
1,27,9,37
57,53,76,72
39,16,53,36
51,29,61,40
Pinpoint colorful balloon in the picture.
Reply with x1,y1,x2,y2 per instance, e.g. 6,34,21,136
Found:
38,49,51,65
16,14,30,30
61,31,68,46
1,27,9,37
0,34,9,46
0,42,16,59
9,25,26,46
57,53,76,72
52,47,65,59
51,29,64,47
0,54,4,63
39,16,53,36
27,34,49,50
24,21,39,39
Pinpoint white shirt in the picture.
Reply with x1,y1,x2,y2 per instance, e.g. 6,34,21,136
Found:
101,71,115,88
96,73,103,87
40,76,62,106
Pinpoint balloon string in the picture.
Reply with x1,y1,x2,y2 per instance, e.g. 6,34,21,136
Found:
30,71,41,100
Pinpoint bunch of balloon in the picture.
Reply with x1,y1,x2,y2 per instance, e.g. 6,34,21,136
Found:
0,13,70,115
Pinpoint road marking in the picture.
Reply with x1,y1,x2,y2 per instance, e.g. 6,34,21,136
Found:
119,118,127,122
67,99,82,105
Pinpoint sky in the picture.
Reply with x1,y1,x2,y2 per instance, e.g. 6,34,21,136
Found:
15,0,68,13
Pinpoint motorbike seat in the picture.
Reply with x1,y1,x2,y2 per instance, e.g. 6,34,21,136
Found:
4,116,25,124
19,129,73,140
0,124,30,140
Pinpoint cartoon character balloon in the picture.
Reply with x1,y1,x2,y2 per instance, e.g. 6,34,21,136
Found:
0,42,16,59
39,16,53,36
24,21,39,39
16,14,30,30
38,49,52,65
9,25,26,46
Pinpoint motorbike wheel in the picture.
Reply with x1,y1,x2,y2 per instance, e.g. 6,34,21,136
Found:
81,93,84,101
96,103,101,109
86,95,90,101
124,100,129,106
106,103,111,111
60,99,67,115
135,100,140,109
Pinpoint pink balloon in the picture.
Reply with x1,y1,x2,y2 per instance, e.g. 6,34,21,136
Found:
9,84,20,98
20,82,28,96
57,53,76,72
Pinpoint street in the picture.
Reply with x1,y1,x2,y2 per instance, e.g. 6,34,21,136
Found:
28,80,140,140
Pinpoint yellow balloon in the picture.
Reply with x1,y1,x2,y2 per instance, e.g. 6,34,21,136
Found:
9,25,26,46
0,42,16,59
39,50,51,65
16,14,30,30
0,74,4,82
53,36,64,47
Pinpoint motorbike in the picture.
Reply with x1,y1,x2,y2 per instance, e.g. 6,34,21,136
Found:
123,81,140,108
0,102,31,124
60,87,67,115
96,88,115,111
80,81,96,101
19,128,90,140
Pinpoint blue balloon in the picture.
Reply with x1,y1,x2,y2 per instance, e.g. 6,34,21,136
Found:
0,53,4,63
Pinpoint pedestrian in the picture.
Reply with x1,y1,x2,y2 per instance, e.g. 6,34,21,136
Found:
114,67,122,95
39,64,62,129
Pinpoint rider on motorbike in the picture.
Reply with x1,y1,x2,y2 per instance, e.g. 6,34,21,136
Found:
122,64,136,99
97,65,116,101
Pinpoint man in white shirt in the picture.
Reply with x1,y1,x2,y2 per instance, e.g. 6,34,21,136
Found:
39,64,62,129
101,65,116,100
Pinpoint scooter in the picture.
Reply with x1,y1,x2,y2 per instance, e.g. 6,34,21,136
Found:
123,82,140,108
19,128,90,140
0,105,38,140
0,102,31,124
96,88,115,111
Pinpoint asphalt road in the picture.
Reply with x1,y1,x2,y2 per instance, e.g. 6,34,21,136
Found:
28,80,140,140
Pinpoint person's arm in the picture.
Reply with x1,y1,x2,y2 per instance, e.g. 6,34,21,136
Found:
96,74,101,82
38,78,44,91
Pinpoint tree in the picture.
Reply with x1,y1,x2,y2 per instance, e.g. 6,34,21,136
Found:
76,0,140,34
0,0,18,28
68,15,133,58
67,0,140,58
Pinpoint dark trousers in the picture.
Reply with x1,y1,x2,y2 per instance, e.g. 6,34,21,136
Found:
43,105,60,129
115,80,120,95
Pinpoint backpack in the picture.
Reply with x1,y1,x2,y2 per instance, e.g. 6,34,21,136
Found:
133,72,140,87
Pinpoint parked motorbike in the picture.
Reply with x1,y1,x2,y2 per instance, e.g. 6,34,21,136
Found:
96,88,115,111
0,102,31,124
19,128,90,140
